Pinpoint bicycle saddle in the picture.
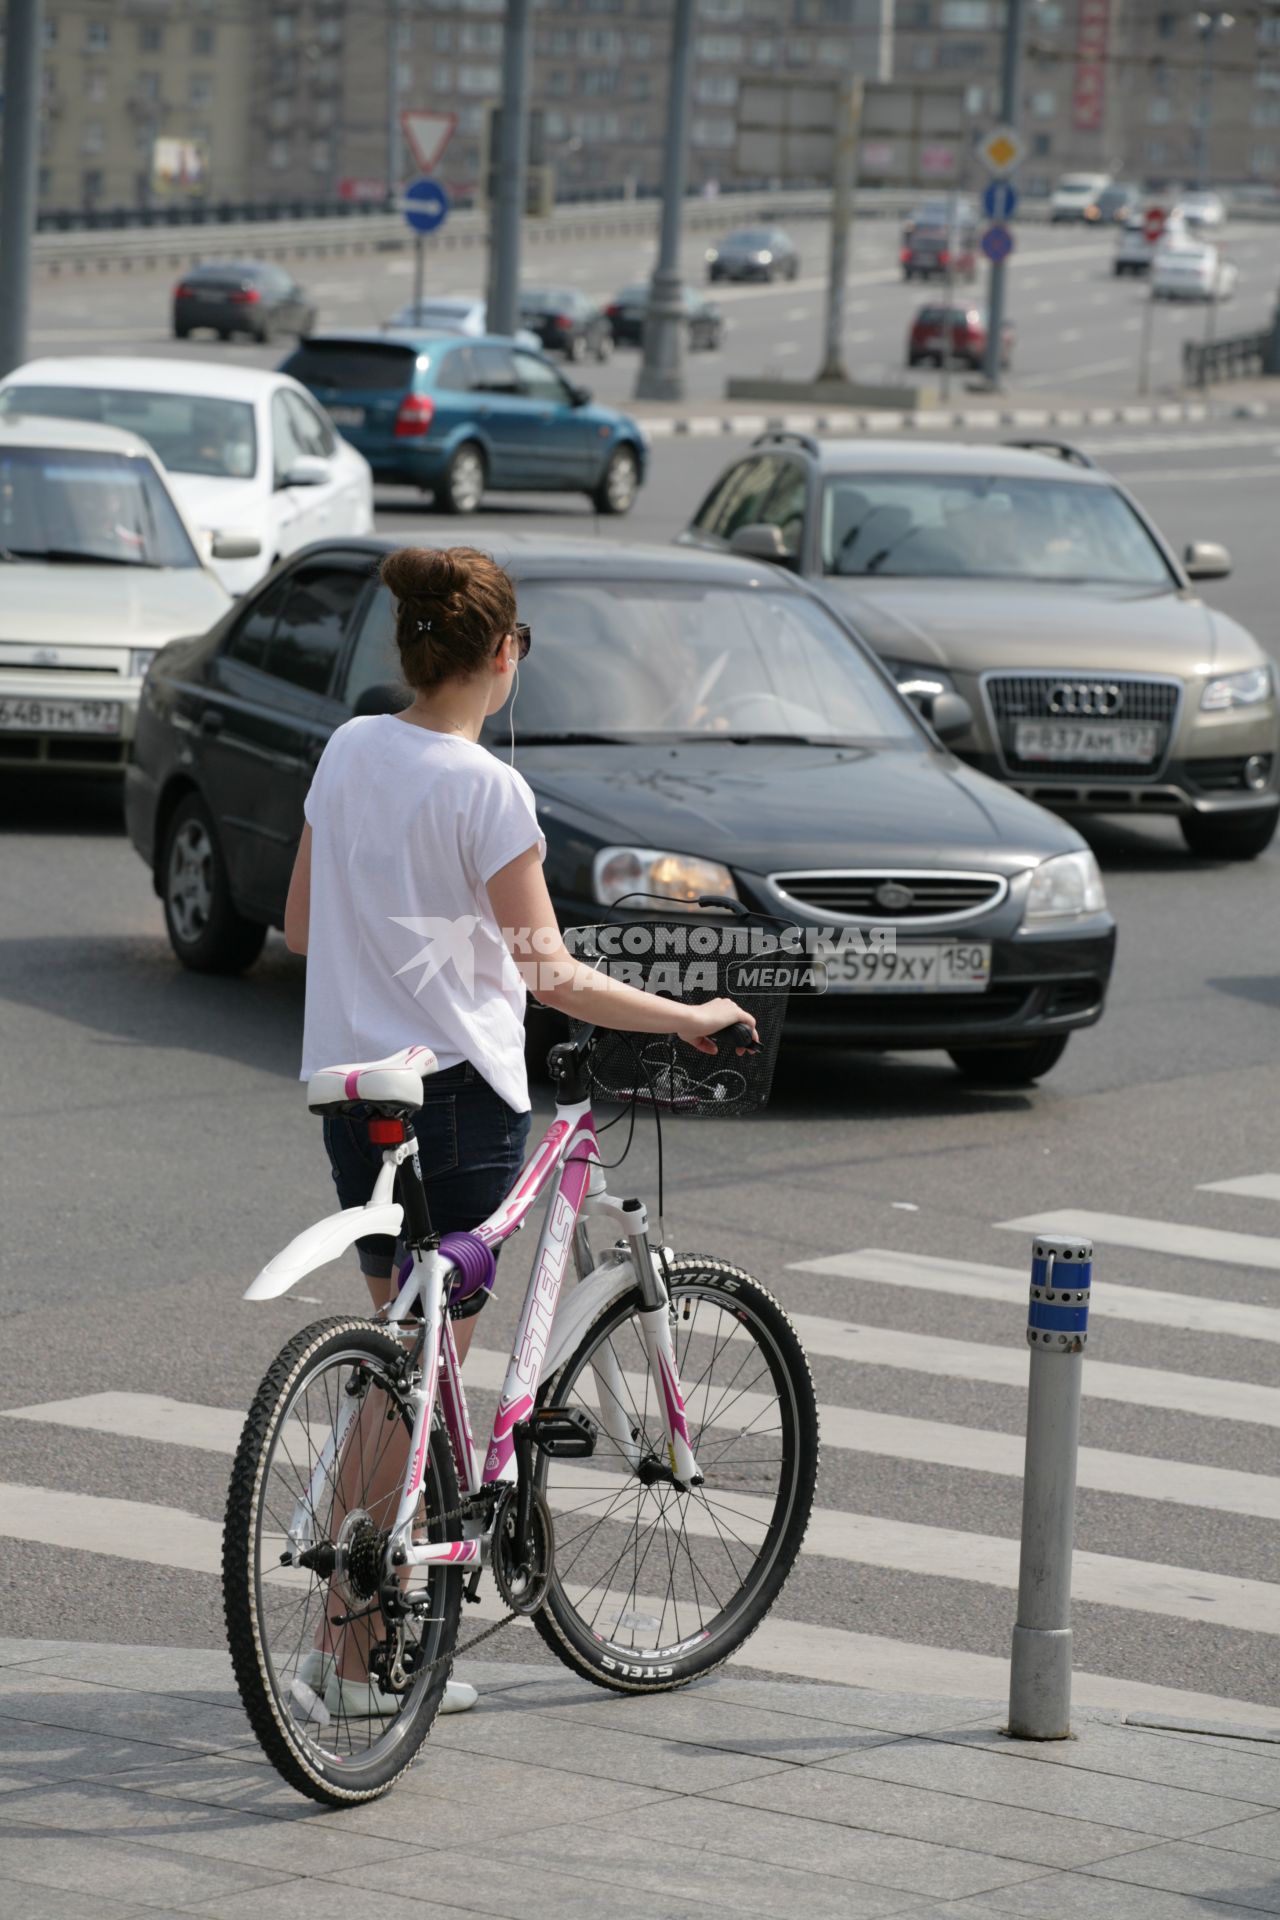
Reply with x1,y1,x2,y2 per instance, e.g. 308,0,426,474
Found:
307,1044,440,1114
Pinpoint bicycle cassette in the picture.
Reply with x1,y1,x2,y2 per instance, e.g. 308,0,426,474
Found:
491,1484,554,1616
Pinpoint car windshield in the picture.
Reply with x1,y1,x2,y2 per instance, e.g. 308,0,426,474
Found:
0,445,200,567
617,285,648,304
0,385,257,480
470,580,919,745
1059,175,1103,192
521,289,571,307
820,474,1173,586
725,229,771,247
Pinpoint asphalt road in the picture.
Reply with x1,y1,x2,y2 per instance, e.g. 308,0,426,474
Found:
25,212,1280,404
2,396,1279,1714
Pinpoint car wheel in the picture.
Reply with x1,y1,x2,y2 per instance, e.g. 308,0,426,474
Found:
764,265,776,283
788,258,799,280
436,441,486,515
256,317,273,346
1181,811,1278,860
217,328,232,341
174,324,191,339
593,444,639,516
948,1036,1069,1087
594,328,613,363
568,332,587,363
162,792,267,975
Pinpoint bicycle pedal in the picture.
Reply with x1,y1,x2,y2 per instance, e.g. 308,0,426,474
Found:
528,1406,597,1459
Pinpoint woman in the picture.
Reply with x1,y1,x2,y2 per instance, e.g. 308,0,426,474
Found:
284,544,754,1717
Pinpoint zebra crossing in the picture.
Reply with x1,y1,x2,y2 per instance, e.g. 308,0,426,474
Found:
2,1170,1277,1729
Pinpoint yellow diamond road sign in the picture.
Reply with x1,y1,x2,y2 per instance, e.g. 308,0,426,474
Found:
979,126,1023,176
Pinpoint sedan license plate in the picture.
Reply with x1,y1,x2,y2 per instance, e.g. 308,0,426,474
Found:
0,697,122,735
1014,720,1161,764
327,406,366,428
825,943,991,993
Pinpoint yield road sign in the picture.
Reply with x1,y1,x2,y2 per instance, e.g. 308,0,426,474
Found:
1144,205,1167,244
400,110,457,175
401,176,449,236
981,222,1015,264
978,125,1023,176
982,179,1019,222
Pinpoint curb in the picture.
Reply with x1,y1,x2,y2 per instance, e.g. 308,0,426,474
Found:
641,399,1219,440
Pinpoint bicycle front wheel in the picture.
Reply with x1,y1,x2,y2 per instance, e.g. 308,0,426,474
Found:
533,1257,818,1692
223,1318,462,1805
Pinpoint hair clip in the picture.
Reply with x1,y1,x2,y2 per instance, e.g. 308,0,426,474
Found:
416,618,432,632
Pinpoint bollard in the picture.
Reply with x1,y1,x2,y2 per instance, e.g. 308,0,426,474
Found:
1007,1233,1092,1740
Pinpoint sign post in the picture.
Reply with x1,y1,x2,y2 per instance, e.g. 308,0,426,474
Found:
818,79,863,384
400,177,451,318
400,110,457,176
977,111,1024,391
1137,206,1166,396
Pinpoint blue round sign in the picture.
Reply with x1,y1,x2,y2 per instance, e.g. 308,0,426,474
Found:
402,176,449,235
982,179,1019,222
981,222,1015,264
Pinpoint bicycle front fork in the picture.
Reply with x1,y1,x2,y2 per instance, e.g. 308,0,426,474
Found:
588,1194,703,1489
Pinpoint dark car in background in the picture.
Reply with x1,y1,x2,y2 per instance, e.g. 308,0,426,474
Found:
518,288,613,363
677,432,1279,861
172,262,316,345
605,283,724,351
907,304,1013,371
1087,182,1141,224
126,535,1115,1086
705,226,800,283
279,330,646,514
901,211,978,282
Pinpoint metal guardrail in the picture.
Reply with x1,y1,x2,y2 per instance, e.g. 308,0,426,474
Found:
1183,328,1273,388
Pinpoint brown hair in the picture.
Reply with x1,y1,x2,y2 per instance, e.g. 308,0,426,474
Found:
379,545,517,694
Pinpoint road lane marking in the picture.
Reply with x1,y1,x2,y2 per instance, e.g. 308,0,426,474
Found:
849,329,874,344
999,1209,1280,1272
1116,464,1280,484
790,1247,1280,1344
1200,1174,1280,1201
10,1385,1280,1521
786,305,810,321
1020,358,1135,386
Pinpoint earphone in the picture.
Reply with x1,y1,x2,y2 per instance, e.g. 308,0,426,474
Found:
508,659,519,767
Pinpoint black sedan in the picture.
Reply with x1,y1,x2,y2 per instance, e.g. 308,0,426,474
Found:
604,284,723,351
125,538,1115,1086
172,261,317,345
518,287,613,363
705,226,801,284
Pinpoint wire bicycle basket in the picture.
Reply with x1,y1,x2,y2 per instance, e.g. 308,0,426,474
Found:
567,911,801,1117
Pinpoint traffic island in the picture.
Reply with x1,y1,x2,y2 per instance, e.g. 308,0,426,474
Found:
726,374,941,410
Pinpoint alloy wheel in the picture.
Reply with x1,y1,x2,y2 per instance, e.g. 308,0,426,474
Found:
167,818,213,946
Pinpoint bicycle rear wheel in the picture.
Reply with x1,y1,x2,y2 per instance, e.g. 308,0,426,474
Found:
223,1318,461,1805
532,1257,818,1691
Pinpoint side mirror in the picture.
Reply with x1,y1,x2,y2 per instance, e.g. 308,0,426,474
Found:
1183,539,1231,580
210,529,263,561
567,384,591,407
278,455,330,490
728,522,793,566
928,691,975,744
352,680,410,718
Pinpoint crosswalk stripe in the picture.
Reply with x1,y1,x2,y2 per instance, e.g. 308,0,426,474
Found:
1199,1174,1280,1202
10,1379,1280,1522
0,1483,1274,1729
998,1209,1280,1273
789,1247,1280,1344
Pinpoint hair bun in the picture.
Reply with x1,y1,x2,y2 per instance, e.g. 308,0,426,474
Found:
379,546,473,609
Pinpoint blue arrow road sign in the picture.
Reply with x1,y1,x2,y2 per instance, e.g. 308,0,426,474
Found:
982,179,1019,222
402,176,449,236
981,222,1015,265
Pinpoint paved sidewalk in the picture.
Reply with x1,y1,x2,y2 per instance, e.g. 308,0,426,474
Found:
2,1637,1278,1918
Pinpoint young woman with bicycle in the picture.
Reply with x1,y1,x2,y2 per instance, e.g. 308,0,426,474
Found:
275,546,755,1721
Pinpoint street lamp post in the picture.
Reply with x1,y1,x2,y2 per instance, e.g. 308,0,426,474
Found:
635,0,695,402
1192,9,1234,191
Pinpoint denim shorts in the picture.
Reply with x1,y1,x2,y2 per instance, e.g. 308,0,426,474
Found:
322,1061,531,1300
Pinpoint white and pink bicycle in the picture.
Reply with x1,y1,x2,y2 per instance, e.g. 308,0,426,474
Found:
223,1016,818,1807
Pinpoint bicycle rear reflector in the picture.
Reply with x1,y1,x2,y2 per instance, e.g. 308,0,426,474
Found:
368,1118,406,1145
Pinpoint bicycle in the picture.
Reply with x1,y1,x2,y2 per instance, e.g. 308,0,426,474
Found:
223,1012,818,1806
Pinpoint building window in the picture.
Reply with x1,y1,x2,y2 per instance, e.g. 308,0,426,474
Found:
547,67,571,94
460,22,502,49
940,0,990,26
786,36,813,63
579,27,623,54
1036,1,1062,26
193,25,215,56
691,114,736,148
272,14,296,47
628,114,650,142
1259,16,1280,44
911,43,934,68
544,109,568,139
82,167,104,201
430,63,455,91
1032,131,1052,156
85,21,109,52
965,83,986,113
583,68,618,95
41,17,56,46
898,0,930,23
1030,88,1055,116
1251,100,1280,126
311,138,331,173
629,31,652,56
938,39,985,66
1251,143,1277,172
458,63,501,92
38,165,52,197
1146,138,1169,166
268,96,293,130
397,59,413,92
139,22,163,52
269,138,291,170
1156,9,1176,36
190,74,214,109
82,120,105,155
750,35,777,62
433,23,454,49
696,32,745,59
626,70,650,99
695,72,739,103
138,72,161,104
698,0,745,16
1147,97,1172,123
86,71,107,104
817,36,850,63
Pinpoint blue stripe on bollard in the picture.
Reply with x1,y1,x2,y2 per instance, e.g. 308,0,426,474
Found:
1031,1256,1092,1290
1028,1299,1090,1334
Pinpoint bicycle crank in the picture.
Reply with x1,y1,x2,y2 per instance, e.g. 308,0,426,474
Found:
490,1483,554,1615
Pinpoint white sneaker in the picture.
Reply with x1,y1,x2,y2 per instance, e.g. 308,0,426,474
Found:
441,1679,478,1714
323,1671,480,1718
296,1649,334,1693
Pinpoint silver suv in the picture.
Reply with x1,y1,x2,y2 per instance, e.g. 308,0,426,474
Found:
679,434,1279,860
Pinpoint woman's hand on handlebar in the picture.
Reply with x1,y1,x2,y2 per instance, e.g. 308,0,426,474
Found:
675,999,760,1055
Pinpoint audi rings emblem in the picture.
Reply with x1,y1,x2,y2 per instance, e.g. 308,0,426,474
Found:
1048,681,1123,717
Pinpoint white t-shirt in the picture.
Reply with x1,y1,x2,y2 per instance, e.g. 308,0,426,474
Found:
300,714,546,1113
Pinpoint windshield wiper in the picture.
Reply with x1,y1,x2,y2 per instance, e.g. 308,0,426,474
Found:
6,546,160,568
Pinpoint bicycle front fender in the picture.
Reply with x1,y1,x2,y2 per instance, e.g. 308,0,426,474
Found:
243,1202,404,1300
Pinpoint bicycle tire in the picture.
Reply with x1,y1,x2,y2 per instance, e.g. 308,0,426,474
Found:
223,1317,462,1805
532,1257,818,1693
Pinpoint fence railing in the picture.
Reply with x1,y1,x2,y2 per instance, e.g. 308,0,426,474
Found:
1183,328,1274,388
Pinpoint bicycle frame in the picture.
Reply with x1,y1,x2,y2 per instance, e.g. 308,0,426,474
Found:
270,1083,704,1594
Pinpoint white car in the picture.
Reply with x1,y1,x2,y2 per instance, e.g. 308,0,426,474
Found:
0,411,230,773
0,358,374,595
384,297,541,353
1151,240,1237,301
1113,206,1186,274
1181,190,1227,231
1050,172,1111,223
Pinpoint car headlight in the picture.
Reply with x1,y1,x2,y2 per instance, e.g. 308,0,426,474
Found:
882,658,956,701
129,648,159,680
1201,666,1273,710
758,250,773,263
1024,850,1107,922
705,247,719,262
593,847,739,909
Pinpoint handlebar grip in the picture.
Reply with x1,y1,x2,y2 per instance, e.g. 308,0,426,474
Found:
715,1020,759,1054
